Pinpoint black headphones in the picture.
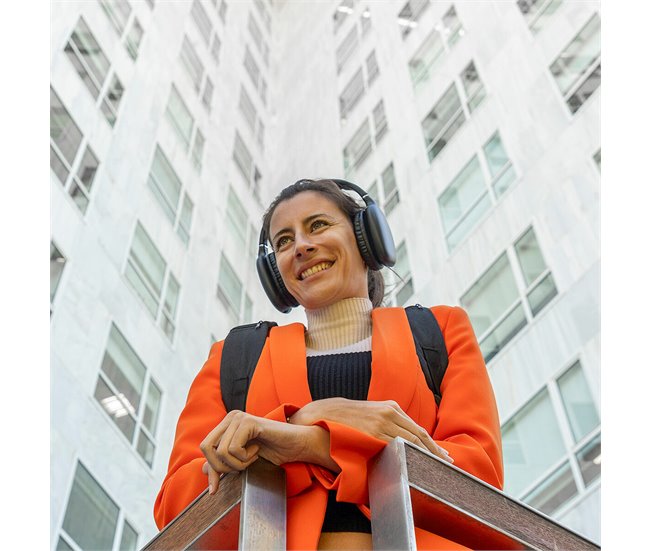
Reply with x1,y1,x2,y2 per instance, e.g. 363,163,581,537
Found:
256,179,397,313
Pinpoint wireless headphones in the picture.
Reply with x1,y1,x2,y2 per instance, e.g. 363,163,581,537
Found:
256,179,397,313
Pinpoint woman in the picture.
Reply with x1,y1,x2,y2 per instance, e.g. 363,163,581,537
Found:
154,179,503,550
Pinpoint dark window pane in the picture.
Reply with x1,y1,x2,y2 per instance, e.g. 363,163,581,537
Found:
94,376,137,440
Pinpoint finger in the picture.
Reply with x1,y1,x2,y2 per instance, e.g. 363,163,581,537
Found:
206,462,221,495
215,414,262,470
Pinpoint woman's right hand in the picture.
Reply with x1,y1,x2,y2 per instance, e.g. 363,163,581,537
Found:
289,398,453,463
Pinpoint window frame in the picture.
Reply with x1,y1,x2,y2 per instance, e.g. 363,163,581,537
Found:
124,221,182,341
56,460,139,551
501,359,601,516
460,226,558,362
50,87,100,214
93,323,163,468
64,17,125,126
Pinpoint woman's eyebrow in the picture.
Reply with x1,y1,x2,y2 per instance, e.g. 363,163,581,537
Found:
271,213,334,244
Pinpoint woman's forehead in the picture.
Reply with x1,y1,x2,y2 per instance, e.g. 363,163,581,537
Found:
269,191,345,230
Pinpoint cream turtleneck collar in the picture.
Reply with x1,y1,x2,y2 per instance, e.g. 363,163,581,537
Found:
305,297,373,351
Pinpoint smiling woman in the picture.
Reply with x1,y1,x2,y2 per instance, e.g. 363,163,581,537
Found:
154,179,504,550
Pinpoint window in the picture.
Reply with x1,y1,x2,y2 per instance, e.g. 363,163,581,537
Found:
165,85,193,149
409,29,444,86
333,0,354,34
408,7,463,88
164,85,206,171
191,0,212,45
125,222,181,339
438,131,515,250
339,52,379,122
502,361,600,516
441,5,463,46
217,254,252,325
99,0,146,61
385,241,413,306
201,77,214,111
248,12,270,66
460,61,485,112
51,241,66,306
549,13,600,114
147,145,194,244
422,83,465,162
366,50,379,85
343,119,372,174
460,227,557,362
244,47,267,104
99,0,131,35
340,69,365,120
211,33,221,63
233,131,262,199
93,324,162,466
57,462,138,551
517,0,563,34
253,0,272,32
180,36,204,92
360,6,371,34
218,0,228,22
370,162,400,217
65,17,125,126
125,18,144,60
226,187,252,252
336,25,359,73
372,100,388,144
593,148,601,171
50,87,99,214
239,85,265,149
397,0,430,38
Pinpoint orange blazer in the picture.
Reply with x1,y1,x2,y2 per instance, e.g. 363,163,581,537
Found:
154,306,503,550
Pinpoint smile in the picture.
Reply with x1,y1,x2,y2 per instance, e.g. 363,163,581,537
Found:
299,262,333,280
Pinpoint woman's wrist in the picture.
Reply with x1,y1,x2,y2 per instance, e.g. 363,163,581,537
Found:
299,425,340,472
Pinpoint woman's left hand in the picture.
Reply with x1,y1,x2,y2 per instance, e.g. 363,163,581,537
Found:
200,410,337,494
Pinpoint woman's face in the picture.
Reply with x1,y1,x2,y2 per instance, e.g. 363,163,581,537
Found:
269,191,369,310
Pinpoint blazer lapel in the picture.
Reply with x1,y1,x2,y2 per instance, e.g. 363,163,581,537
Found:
368,307,420,411
269,323,313,407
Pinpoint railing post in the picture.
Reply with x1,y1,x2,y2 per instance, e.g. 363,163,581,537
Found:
141,458,285,551
369,437,600,551
368,438,418,550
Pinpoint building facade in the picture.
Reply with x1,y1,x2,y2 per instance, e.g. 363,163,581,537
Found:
50,0,600,548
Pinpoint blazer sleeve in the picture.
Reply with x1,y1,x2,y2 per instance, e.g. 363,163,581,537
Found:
431,306,504,490
153,342,313,530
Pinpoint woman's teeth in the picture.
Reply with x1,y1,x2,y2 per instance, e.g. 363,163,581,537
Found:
300,262,333,280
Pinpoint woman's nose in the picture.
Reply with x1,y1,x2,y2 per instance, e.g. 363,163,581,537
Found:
294,232,315,257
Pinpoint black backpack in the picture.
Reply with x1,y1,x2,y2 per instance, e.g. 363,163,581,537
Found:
220,304,448,412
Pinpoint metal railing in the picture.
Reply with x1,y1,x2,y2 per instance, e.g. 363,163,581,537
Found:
143,438,600,550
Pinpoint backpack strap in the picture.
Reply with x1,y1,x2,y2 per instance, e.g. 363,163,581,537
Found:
405,305,449,406
220,321,277,412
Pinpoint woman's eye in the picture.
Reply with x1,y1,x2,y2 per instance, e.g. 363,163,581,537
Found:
311,220,328,231
275,235,291,249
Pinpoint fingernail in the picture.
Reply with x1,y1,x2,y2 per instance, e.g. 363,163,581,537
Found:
209,484,214,495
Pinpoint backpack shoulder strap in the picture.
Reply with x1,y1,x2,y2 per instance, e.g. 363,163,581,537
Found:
405,305,449,405
220,320,277,412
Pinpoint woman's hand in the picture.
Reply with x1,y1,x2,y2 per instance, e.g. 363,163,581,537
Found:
289,398,453,464
200,410,338,494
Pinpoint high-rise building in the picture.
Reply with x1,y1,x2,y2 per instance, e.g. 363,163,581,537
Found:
50,0,600,548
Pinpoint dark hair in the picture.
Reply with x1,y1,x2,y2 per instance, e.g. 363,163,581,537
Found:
261,179,385,307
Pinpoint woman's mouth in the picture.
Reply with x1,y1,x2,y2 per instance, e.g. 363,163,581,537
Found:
299,262,333,280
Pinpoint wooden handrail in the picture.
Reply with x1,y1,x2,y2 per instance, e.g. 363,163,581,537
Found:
141,459,285,551
368,437,600,551
143,438,599,550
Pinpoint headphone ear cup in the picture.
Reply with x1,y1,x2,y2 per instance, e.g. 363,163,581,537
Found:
256,253,298,313
363,204,396,268
353,210,382,271
354,207,397,270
